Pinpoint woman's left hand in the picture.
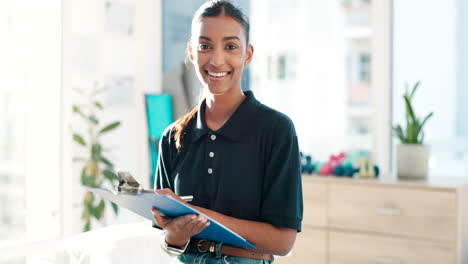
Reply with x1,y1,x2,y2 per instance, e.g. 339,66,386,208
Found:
152,188,210,246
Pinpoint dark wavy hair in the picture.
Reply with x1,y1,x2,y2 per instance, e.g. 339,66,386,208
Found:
173,0,250,150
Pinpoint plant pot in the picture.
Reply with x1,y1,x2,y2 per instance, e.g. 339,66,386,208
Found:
397,144,430,179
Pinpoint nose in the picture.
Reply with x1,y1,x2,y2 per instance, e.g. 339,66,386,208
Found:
209,47,225,67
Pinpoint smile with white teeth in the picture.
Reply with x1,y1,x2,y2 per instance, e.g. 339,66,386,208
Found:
207,70,229,77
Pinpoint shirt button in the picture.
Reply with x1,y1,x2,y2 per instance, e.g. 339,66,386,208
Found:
210,134,216,141
209,152,215,158
208,168,213,174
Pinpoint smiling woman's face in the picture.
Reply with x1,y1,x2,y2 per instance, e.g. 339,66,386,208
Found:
189,14,253,95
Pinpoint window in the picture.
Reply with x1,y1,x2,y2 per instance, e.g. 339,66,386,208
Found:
251,0,383,165
278,55,286,80
359,54,371,83
393,0,468,177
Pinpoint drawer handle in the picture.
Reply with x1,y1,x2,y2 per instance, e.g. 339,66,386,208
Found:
373,256,402,264
375,207,401,216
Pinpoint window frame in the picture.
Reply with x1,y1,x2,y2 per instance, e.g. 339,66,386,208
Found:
370,0,393,177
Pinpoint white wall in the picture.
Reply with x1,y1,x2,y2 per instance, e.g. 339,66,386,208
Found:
0,0,63,242
457,0,468,138
62,0,161,235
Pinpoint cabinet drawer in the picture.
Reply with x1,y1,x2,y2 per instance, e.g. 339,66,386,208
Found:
329,231,455,264
329,184,457,241
275,228,327,264
302,179,327,227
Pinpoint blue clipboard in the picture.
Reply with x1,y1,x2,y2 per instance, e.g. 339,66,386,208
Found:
86,187,255,249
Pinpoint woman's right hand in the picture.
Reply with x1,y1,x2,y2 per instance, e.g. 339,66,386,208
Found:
152,208,210,246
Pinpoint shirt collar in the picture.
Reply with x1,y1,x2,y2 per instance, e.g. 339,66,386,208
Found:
191,90,260,143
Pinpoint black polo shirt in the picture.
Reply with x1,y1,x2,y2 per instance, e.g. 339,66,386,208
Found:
155,91,303,231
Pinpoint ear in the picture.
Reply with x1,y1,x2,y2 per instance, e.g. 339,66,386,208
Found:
187,42,195,63
244,44,254,67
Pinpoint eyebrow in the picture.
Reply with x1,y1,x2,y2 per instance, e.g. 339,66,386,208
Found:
199,36,241,41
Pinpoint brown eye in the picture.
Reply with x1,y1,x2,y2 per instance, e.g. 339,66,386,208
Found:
226,44,237,50
199,43,210,50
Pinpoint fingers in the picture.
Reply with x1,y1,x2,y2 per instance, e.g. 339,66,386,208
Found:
193,214,210,232
151,189,211,237
173,214,198,230
152,208,208,232
151,208,169,228
176,214,210,234
162,213,210,236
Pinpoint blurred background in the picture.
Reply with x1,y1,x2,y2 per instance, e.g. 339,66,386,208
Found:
0,0,467,263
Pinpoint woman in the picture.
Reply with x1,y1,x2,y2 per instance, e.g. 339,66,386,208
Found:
152,1,303,263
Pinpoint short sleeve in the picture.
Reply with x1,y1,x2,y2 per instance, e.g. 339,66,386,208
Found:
154,126,175,191
260,115,303,232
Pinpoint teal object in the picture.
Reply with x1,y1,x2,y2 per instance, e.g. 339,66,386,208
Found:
314,162,324,175
145,94,173,188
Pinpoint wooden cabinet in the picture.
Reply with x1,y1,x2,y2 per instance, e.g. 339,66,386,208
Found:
276,228,327,264
329,184,457,241
329,231,455,264
277,176,468,264
302,179,328,228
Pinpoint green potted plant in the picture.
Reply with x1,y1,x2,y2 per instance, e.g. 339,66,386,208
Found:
393,81,433,179
72,86,121,231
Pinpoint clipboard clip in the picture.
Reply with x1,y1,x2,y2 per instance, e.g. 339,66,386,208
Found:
116,171,145,194
115,171,193,202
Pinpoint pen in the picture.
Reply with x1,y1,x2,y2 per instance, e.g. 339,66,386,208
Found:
180,195,193,202
141,189,193,202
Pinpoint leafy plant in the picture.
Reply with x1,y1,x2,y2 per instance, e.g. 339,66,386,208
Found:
393,81,434,144
72,86,121,232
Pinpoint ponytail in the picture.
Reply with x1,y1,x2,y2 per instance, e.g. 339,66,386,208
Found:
173,87,206,150
173,106,198,150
